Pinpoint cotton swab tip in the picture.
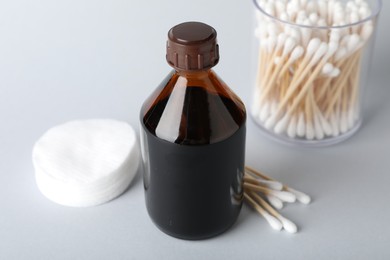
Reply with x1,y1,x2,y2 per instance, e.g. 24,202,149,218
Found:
261,180,284,190
274,114,290,134
347,34,361,53
259,102,270,122
329,68,340,77
264,212,283,231
287,115,297,138
310,42,328,64
361,22,373,40
288,28,301,42
267,23,278,37
322,63,334,75
270,190,296,203
282,37,297,57
274,56,282,65
327,41,339,57
329,30,341,43
309,12,319,24
276,33,288,50
289,46,304,62
305,38,321,58
349,11,359,25
267,36,277,53
279,12,290,22
280,215,298,233
266,194,284,210
305,122,315,140
265,115,278,130
287,187,311,204
334,47,347,61
359,6,371,20
297,112,306,137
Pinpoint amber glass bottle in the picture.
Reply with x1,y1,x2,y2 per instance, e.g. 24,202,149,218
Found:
140,22,246,240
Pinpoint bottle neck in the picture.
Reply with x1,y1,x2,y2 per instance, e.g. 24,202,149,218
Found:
176,69,213,79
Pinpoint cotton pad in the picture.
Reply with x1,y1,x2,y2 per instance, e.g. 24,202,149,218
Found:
32,119,140,207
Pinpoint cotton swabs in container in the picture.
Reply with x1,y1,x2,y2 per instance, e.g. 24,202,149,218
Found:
251,0,381,146
243,166,311,233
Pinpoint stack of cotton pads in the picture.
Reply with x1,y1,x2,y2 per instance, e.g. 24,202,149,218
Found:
32,119,140,207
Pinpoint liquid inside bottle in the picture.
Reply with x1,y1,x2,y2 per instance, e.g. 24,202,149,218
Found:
139,22,246,240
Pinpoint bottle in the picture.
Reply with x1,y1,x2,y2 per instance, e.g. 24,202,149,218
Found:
139,21,246,240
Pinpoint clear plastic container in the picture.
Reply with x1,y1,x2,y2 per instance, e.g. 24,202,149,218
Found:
251,0,382,146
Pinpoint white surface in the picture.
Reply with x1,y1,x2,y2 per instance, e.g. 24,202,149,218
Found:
0,0,389,259
32,119,139,207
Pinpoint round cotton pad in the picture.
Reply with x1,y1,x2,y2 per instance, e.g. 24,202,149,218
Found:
32,119,140,207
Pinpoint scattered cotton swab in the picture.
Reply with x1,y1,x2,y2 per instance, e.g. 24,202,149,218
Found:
265,194,284,209
243,166,310,233
245,166,311,204
249,192,298,233
244,193,283,231
244,175,283,190
285,187,311,204
244,183,297,203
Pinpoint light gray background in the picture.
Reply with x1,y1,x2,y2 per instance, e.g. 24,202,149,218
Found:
1,0,389,259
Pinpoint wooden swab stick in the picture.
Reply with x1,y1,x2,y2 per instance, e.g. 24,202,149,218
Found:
258,43,301,106
305,92,315,140
244,192,283,231
325,51,361,118
309,86,325,139
255,44,266,91
278,38,321,93
261,34,287,86
245,166,311,204
340,82,349,133
252,0,374,142
312,93,333,136
260,38,318,112
347,51,363,126
245,166,272,180
270,42,337,130
249,191,298,233
244,183,296,203
264,41,329,129
244,175,283,190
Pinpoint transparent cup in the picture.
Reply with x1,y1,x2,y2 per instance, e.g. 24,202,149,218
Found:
251,0,382,146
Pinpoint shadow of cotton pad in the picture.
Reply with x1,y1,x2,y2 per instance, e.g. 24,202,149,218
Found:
32,119,140,207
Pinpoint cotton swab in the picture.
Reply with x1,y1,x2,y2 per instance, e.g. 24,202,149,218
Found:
258,37,298,106
285,187,311,204
265,194,284,209
245,166,311,204
268,42,333,131
267,38,323,109
244,175,283,190
296,111,306,137
244,183,297,203
244,193,283,231
287,113,298,138
243,167,311,233
249,192,298,233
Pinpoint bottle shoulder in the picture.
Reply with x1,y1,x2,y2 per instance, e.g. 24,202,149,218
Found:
140,70,246,145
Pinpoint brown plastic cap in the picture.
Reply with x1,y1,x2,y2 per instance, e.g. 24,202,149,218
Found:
166,22,219,71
